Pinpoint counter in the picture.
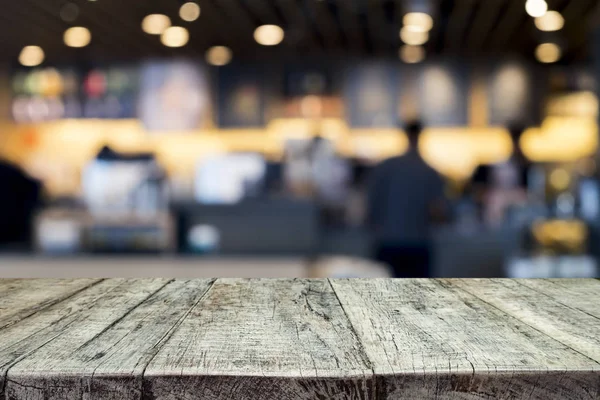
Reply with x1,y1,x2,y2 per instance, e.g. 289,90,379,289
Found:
1,278,598,399
0,256,307,278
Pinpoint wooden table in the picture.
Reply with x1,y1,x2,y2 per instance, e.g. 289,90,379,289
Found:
0,278,598,399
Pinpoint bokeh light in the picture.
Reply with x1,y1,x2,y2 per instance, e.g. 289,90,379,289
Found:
399,45,425,64
64,27,92,48
535,11,564,32
206,46,232,66
179,2,201,22
400,27,429,45
254,25,285,46
536,43,561,63
19,46,45,67
403,12,434,32
161,26,189,47
142,14,171,35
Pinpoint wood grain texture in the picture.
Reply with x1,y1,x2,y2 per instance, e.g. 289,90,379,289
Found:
330,278,600,399
516,278,600,318
0,279,128,399
1,278,600,400
0,279,102,330
5,279,214,400
143,278,374,400
449,278,600,364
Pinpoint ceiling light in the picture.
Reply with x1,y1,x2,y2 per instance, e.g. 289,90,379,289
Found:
64,27,91,48
19,46,44,67
400,45,425,63
254,25,284,46
400,27,429,45
536,43,561,63
180,2,201,22
534,11,564,31
161,26,189,47
206,46,232,66
403,12,433,32
142,14,171,35
525,0,548,18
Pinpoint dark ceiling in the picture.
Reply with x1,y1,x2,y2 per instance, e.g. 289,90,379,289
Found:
2,0,600,64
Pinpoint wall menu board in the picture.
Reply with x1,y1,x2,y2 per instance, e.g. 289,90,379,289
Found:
81,66,139,119
138,60,209,132
12,68,82,122
419,63,468,126
217,65,265,128
345,63,399,128
487,62,535,126
11,66,139,123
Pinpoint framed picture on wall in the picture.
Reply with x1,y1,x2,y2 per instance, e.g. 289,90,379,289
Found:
138,60,210,132
488,61,536,126
345,63,399,128
419,62,469,127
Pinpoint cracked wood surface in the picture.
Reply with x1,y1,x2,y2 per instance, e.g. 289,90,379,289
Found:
143,278,373,400
0,278,599,399
330,279,600,399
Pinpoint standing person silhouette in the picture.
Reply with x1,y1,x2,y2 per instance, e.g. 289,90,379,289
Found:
367,121,446,278
0,158,41,248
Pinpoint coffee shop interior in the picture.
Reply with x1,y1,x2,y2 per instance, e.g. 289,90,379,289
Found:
1,0,600,278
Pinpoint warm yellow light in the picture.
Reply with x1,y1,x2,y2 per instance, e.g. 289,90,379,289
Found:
419,128,478,179
179,2,201,22
399,45,425,63
205,46,232,66
40,68,64,96
521,117,598,162
403,12,433,32
400,27,429,45
525,0,547,17
536,43,561,63
254,25,284,46
161,26,189,47
63,27,91,48
300,95,322,118
534,11,564,31
142,14,171,35
19,46,44,67
550,168,571,191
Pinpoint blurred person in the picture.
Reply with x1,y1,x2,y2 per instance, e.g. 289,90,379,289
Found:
0,158,42,248
483,161,528,225
367,121,446,278
472,124,531,225
309,132,351,225
283,127,345,202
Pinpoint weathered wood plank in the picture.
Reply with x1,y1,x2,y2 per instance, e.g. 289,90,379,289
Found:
5,279,214,400
331,278,600,399
449,278,600,364
143,278,374,400
516,278,600,318
0,279,170,400
0,279,102,329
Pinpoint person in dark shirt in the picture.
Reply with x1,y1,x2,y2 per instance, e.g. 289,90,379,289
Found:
0,159,41,247
367,121,446,278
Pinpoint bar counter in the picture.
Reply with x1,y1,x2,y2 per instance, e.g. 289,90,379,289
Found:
0,278,598,399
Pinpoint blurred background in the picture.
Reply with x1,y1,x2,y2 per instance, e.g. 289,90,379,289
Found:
1,0,600,278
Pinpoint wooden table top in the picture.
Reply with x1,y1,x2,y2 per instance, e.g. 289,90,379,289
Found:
0,278,598,399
